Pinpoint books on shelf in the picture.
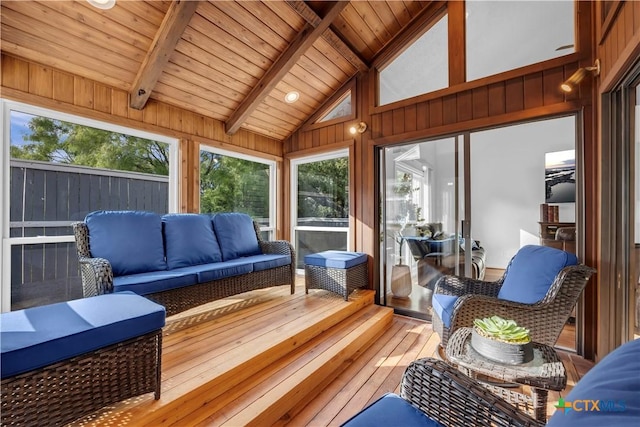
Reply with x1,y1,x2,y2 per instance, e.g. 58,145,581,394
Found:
540,203,559,222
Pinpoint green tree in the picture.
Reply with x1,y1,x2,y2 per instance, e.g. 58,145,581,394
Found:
297,157,348,219
11,116,169,175
200,152,269,218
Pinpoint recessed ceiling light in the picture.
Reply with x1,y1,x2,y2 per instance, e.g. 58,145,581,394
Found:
284,91,299,103
88,0,116,10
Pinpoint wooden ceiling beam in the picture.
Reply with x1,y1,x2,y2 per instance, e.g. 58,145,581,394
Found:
286,0,369,72
129,0,199,110
225,1,348,135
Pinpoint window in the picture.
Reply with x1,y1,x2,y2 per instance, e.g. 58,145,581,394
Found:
316,91,352,123
378,13,448,106
199,146,276,240
291,150,350,270
466,1,574,81
1,100,178,311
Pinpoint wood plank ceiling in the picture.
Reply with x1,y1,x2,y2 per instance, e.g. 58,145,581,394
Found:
1,0,432,141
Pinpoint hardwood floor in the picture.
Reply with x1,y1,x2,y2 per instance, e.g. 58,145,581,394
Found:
71,277,592,426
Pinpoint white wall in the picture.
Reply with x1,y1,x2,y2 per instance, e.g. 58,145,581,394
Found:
470,116,576,268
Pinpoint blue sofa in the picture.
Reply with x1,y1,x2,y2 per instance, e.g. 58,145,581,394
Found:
73,211,295,316
1,292,165,426
342,338,640,426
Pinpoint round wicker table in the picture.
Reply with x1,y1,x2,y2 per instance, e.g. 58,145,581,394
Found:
445,327,567,422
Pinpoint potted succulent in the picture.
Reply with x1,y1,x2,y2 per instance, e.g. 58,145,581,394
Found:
471,316,534,364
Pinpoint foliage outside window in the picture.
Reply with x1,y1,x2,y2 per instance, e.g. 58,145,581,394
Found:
11,112,169,176
297,157,349,222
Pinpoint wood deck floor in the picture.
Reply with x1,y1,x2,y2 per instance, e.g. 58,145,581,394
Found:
71,278,593,426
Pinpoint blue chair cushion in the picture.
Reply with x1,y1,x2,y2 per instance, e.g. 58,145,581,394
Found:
86,210,167,276
114,270,198,295
162,214,223,269
547,338,640,427
341,393,443,427
431,294,459,328
304,251,368,269
171,259,254,283
239,254,292,272
0,292,165,379
497,245,578,304
212,213,262,261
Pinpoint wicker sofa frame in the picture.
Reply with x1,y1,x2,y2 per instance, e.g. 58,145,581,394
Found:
1,330,162,427
400,357,543,426
72,220,296,316
433,263,595,349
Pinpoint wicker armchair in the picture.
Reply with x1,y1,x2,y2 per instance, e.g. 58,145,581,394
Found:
400,358,543,427
432,245,595,349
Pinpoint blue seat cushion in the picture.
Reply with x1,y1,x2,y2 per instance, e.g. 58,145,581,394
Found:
341,393,443,427
171,259,254,283
0,292,165,379
497,245,578,304
162,213,223,269
86,210,167,276
212,213,262,261
114,270,198,295
239,254,292,272
547,338,640,426
432,294,458,328
304,251,368,269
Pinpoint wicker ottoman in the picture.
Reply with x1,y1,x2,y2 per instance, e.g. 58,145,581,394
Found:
304,250,368,300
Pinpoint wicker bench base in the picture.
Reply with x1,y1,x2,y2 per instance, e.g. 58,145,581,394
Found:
1,330,162,427
305,261,368,300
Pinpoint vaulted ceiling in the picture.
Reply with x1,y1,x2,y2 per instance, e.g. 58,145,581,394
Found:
1,0,433,140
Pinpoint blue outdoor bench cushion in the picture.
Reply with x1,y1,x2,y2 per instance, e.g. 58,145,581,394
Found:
114,270,199,295
170,258,254,283
341,393,443,427
304,251,368,269
547,338,640,427
0,292,166,379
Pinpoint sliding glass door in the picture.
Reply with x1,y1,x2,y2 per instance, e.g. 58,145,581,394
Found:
379,116,579,343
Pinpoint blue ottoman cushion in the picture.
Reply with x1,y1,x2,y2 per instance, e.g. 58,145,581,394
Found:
1,292,166,379
432,294,459,328
162,213,223,269
547,338,640,426
304,251,368,269
212,213,262,261
341,393,443,427
86,210,167,276
498,245,578,304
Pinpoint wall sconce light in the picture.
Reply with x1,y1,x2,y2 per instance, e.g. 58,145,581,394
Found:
560,59,600,93
349,122,367,135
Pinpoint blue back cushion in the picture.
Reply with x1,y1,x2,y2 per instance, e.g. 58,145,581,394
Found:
547,339,640,427
162,214,222,269
86,211,167,276
0,292,166,378
498,245,578,304
212,213,262,261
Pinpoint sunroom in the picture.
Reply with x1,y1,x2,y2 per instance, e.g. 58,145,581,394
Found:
1,1,639,425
